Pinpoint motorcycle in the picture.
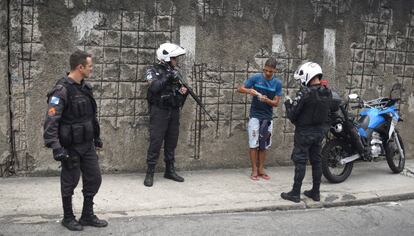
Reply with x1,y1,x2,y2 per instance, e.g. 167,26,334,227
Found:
321,83,405,183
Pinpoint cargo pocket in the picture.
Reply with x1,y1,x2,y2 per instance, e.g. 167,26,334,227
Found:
71,124,85,144
59,124,72,147
83,121,94,142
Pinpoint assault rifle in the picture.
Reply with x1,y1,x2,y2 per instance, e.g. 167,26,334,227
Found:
174,71,215,122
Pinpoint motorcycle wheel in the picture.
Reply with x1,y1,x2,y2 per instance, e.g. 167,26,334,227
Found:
385,131,405,173
321,139,354,183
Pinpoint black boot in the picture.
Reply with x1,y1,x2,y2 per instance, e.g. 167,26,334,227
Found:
304,189,320,201
144,165,155,187
304,181,320,201
79,196,108,227
281,182,301,203
281,163,305,203
164,161,184,182
61,196,83,231
304,164,321,201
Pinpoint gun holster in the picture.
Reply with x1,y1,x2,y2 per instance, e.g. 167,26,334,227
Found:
63,154,80,169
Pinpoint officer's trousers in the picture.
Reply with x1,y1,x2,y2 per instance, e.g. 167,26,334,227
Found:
290,128,325,190
61,142,102,197
146,105,180,166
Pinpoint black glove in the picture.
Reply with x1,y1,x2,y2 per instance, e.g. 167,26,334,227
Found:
94,137,103,149
284,95,293,105
53,148,69,162
169,70,182,82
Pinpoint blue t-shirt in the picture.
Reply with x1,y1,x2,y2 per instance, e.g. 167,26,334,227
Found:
244,73,282,120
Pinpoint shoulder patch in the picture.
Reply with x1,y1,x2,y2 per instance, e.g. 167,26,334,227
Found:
146,70,155,81
50,96,60,105
47,107,57,116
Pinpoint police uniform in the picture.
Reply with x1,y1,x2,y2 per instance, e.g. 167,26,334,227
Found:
144,62,187,186
284,84,333,201
43,76,106,228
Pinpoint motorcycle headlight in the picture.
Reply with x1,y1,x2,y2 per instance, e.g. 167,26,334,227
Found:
333,123,343,133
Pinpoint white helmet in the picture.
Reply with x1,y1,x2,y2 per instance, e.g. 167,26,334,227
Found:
156,43,186,62
294,62,323,86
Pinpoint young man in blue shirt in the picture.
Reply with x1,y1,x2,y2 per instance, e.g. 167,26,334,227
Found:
238,58,282,180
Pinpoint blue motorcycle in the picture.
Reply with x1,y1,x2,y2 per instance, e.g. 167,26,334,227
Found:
321,83,405,183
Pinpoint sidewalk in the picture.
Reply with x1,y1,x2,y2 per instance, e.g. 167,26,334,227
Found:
1,160,414,224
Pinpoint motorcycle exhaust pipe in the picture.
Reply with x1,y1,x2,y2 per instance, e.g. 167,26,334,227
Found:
340,154,360,165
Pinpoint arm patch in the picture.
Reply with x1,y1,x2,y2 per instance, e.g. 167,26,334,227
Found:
50,96,60,105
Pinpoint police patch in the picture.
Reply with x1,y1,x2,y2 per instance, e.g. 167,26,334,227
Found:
146,72,153,81
48,107,57,116
50,96,60,105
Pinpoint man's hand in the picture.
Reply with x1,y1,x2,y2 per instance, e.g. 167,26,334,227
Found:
259,94,268,102
284,95,293,107
249,89,260,97
285,95,292,104
170,70,182,82
53,148,69,162
178,86,188,95
94,138,103,150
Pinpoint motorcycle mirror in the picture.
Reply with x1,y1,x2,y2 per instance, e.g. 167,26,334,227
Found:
348,94,358,100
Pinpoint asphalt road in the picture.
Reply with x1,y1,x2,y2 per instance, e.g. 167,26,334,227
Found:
1,199,414,236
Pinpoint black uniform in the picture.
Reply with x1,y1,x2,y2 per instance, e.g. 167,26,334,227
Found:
146,62,187,166
43,76,102,198
284,84,333,200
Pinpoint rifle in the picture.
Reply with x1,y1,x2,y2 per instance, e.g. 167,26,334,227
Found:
174,72,215,122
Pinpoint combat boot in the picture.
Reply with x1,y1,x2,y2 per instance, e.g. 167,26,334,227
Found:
304,182,320,201
61,196,83,231
79,196,108,227
144,165,155,187
164,161,184,182
281,182,301,203
304,189,320,201
305,164,321,201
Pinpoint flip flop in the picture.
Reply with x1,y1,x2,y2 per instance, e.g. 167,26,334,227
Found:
259,174,270,180
250,175,259,181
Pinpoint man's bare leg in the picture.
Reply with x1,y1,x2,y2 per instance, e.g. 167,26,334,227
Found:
258,150,270,179
249,148,258,177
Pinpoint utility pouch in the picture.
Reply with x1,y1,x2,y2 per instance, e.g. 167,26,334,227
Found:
71,124,85,144
83,121,94,142
160,94,172,107
59,124,72,147
63,154,80,169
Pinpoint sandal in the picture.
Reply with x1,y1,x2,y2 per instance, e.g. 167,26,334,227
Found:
250,175,259,181
259,173,270,180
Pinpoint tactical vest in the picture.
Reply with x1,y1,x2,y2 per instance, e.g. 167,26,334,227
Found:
53,77,97,147
147,64,186,109
295,85,332,128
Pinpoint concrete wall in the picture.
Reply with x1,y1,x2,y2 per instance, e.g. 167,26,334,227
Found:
0,0,12,176
2,0,414,176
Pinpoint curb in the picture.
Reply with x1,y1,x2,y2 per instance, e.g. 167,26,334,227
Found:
105,192,414,219
2,192,414,224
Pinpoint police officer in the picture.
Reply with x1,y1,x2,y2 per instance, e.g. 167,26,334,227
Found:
144,43,188,187
43,50,108,231
281,62,334,203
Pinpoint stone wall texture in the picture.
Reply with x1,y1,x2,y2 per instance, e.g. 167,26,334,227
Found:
1,0,414,176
